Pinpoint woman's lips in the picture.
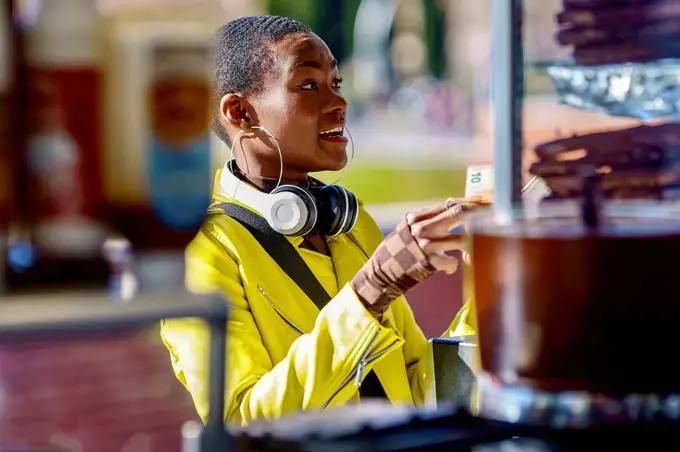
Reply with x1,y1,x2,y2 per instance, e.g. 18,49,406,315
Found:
319,126,348,144
319,134,348,143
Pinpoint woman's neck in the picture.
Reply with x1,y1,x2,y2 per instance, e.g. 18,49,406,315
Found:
232,163,310,193
244,173,311,193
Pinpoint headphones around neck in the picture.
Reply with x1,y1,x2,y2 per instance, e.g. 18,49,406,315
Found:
219,160,359,237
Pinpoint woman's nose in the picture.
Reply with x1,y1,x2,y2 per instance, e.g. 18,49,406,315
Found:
324,89,347,114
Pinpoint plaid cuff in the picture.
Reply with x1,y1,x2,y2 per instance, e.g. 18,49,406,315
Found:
351,219,435,318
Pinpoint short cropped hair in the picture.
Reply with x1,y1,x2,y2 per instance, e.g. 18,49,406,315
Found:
213,15,311,146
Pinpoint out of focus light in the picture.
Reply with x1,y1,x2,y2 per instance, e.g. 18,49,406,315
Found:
103,238,138,303
48,433,84,452
387,85,425,120
0,384,6,416
394,0,424,31
352,0,401,99
391,32,426,76
8,241,35,273
181,421,203,452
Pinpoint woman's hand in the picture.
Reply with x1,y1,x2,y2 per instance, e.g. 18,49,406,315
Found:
352,197,486,319
405,197,486,275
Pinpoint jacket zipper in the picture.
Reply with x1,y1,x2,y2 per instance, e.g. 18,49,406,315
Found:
257,286,304,336
320,330,400,411
347,232,369,259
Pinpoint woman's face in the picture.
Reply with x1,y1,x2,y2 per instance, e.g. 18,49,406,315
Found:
229,32,349,178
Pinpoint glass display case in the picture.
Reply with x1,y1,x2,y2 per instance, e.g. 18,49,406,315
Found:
472,0,680,429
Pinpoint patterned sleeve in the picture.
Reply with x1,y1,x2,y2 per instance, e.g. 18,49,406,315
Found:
351,219,436,318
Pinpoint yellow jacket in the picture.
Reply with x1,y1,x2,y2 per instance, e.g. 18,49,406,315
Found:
160,175,475,426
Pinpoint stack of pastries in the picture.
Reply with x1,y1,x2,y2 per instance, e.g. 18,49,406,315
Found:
530,123,680,200
556,0,680,65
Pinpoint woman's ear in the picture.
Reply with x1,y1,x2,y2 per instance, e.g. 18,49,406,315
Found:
220,93,252,130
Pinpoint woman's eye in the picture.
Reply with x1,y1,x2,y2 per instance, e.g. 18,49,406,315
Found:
333,77,344,89
300,81,318,90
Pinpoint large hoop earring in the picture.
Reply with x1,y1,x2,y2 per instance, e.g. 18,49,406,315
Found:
327,125,356,186
227,126,285,190
251,126,284,190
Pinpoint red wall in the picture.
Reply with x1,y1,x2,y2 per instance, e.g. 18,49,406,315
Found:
405,256,465,338
0,328,198,451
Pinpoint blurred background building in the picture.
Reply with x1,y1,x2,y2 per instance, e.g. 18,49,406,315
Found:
14,0,639,208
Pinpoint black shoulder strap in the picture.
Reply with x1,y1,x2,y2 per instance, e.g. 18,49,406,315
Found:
211,203,332,310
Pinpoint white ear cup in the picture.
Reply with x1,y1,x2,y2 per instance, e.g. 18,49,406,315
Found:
269,185,318,236
218,162,318,236
267,190,311,236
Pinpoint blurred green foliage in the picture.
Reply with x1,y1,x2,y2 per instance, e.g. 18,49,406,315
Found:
314,164,466,205
266,0,445,73
265,0,316,32
266,0,361,64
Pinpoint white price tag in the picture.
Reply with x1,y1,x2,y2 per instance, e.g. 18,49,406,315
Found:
522,176,552,203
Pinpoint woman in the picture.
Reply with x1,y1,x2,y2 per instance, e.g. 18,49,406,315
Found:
160,15,480,426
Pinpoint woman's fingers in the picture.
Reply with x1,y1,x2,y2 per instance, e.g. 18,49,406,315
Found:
411,201,481,239
413,227,466,275
415,235,465,256
428,253,460,275
404,197,486,275
406,197,481,225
